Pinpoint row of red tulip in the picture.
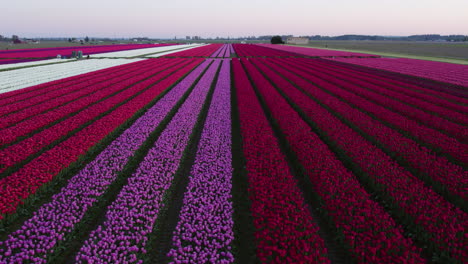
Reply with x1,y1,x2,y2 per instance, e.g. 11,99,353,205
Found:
327,58,468,103
326,57,468,87
0,59,192,174
0,59,210,263
0,59,155,119
288,58,467,140
258,44,378,57
294,57,468,125
0,44,176,60
241,58,425,263
306,59,468,114
277,59,467,164
233,58,331,263
0,59,202,218
250,58,467,262
260,58,467,202
0,59,150,106
163,44,223,57
233,44,296,57
0,60,177,145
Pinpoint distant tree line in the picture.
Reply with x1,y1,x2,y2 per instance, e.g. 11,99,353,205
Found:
249,34,468,42
308,34,468,42
2,34,467,43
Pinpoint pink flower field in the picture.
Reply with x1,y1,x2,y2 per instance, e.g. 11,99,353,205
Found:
0,43,466,263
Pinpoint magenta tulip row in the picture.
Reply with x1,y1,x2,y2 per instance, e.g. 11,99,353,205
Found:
0,59,202,218
288,58,467,141
232,59,331,263
0,59,155,120
250,58,467,261
233,44,297,57
210,44,234,58
261,58,467,201
242,58,425,263
75,59,221,263
0,59,191,174
294,58,468,127
0,44,177,61
0,59,211,264
163,44,223,57
168,59,235,263
259,43,378,57
278,58,467,164
327,57,468,87
0,59,149,106
0,59,179,146
307,58,468,115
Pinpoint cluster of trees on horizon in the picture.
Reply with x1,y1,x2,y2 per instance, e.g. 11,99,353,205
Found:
1,34,467,42
260,34,468,42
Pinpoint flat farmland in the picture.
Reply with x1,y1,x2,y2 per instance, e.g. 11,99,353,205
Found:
301,40,468,64
0,43,466,263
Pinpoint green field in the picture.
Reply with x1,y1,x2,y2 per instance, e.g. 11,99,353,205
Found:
293,40,468,65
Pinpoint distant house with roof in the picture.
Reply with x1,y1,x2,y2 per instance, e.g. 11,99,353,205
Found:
286,37,309,45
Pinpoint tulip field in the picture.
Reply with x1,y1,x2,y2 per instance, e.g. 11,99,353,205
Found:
0,43,466,263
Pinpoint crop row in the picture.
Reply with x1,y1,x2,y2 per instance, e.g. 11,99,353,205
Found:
241,58,426,263
0,44,176,61
259,44,378,57
0,53,466,263
327,57,468,87
232,59,331,263
0,59,155,119
168,59,235,263
307,59,468,116
288,58,467,140
0,59,166,144
75,59,221,263
233,44,297,57
0,59,146,94
260,58,467,203
0,59,212,263
163,44,223,58
0,59,151,104
210,44,234,58
90,44,195,58
0,59,192,174
0,58,202,218
0,58,70,71
277,58,467,164
249,57,467,262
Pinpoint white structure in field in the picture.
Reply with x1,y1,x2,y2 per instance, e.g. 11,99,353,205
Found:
286,37,309,45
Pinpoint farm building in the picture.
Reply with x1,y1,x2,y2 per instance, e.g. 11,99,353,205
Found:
286,37,309,45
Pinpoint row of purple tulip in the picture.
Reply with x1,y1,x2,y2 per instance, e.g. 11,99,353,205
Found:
210,44,234,58
0,60,212,263
75,59,221,263
168,59,234,263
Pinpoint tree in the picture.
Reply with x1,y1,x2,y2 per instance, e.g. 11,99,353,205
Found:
270,35,284,44
68,38,72,42
12,35,21,44
85,36,89,42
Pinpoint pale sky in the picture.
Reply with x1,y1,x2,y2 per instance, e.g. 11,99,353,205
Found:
2,0,467,38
